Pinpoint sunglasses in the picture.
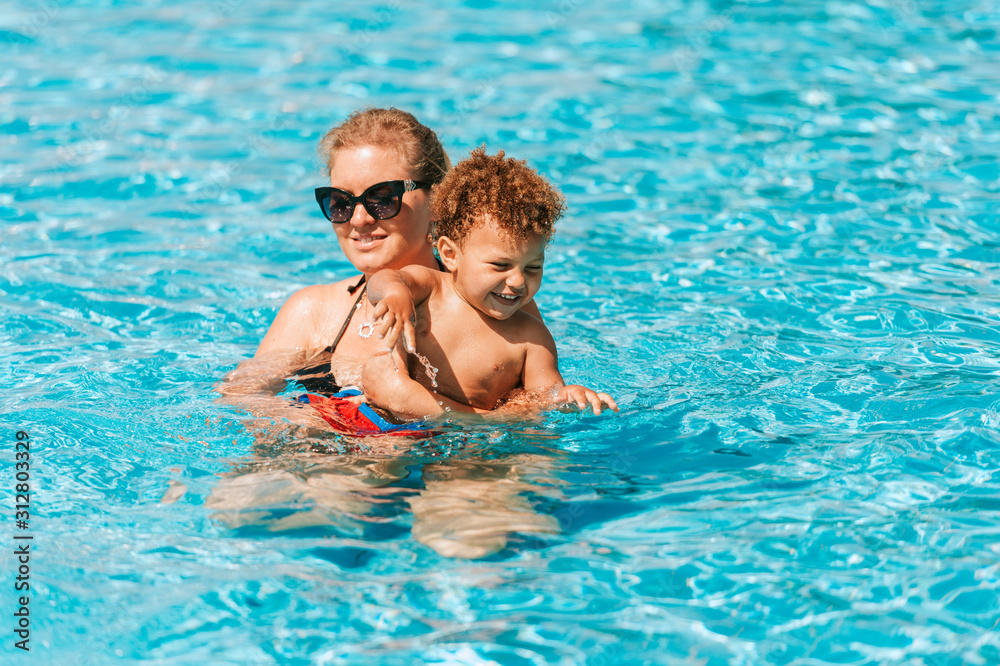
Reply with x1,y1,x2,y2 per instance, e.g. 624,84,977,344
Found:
314,179,432,223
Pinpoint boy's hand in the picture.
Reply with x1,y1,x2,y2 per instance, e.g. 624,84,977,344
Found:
553,385,619,416
371,287,417,354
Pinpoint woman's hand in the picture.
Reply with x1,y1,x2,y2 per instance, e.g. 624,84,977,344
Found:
360,349,406,410
553,385,619,416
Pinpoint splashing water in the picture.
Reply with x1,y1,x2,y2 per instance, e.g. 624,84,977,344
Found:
413,351,439,388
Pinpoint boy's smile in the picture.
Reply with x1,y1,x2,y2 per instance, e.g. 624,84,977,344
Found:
439,216,546,321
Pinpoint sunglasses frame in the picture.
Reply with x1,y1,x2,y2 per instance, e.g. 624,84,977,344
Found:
314,179,432,223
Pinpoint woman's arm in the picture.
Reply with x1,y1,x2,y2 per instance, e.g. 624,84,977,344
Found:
217,285,333,404
215,348,334,430
360,350,491,420
217,283,346,422
255,285,332,357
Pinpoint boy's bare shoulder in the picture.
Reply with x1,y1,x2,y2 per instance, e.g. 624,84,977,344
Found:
399,264,448,300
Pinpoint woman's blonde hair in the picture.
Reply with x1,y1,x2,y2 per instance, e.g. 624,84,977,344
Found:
318,108,451,184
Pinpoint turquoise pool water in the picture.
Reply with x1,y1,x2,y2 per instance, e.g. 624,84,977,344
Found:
3,0,1000,663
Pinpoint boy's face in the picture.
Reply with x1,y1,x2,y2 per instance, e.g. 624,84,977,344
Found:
439,216,546,321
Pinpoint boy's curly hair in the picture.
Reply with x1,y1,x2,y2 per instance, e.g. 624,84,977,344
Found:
431,147,566,246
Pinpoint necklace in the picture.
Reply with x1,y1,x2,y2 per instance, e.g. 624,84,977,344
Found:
357,288,374,339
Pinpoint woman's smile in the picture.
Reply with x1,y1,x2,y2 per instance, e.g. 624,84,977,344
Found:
350,232,388,249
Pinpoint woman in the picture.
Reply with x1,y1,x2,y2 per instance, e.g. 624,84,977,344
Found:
255,108,449,396
219,108,448,415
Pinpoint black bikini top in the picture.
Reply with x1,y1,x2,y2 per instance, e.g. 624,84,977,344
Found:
290,275,366,395
326,274,368,355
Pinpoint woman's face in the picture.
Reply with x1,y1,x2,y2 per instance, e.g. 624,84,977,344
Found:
327,144,435,276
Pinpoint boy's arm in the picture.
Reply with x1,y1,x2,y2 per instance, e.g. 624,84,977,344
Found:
521,322,566,393
522,320,619,415
367,265,439,353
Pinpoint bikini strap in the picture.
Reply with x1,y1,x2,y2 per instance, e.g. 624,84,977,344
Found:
326,275,367,354
346,274,366,295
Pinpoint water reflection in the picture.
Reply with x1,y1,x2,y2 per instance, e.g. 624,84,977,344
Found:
410,457,561,558
200,426,565,559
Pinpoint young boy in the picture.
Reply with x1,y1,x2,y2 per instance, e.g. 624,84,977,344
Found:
359,147,617,421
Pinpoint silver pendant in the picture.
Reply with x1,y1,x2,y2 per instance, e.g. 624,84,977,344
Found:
358,322,374,339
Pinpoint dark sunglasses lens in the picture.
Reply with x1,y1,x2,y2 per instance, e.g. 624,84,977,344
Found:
364,183,402,220
325,192,354,222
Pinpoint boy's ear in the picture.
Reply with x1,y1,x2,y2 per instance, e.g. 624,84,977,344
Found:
437,237,460,272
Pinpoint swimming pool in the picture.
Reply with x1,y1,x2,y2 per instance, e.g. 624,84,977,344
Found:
3,0,999,662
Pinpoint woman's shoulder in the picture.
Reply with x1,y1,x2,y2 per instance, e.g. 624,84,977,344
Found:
285,276,362,310
256,276,363,354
